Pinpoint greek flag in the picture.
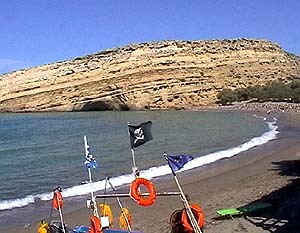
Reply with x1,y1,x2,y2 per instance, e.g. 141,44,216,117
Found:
84,136,98,169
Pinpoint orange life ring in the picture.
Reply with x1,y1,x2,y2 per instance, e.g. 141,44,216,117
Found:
52,191,63,210
181,204,204,232
129,178,156,206
89,215,102,233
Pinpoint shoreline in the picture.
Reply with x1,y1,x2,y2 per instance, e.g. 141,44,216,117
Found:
2,111,300,233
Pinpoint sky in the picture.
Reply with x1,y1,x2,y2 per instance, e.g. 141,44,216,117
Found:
0,0,299,74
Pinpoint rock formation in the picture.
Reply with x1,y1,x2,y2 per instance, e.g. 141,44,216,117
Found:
0,38,299,112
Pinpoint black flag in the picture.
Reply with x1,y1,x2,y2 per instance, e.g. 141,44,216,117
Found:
128,121,153,148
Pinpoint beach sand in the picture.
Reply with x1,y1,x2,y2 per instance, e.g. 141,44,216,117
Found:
3,112,300,233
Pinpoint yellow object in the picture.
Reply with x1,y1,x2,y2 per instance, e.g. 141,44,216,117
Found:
99,203,113,227
119,208,132,230
37,221,49,233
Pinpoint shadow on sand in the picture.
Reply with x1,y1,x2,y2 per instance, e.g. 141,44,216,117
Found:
243,159,300,233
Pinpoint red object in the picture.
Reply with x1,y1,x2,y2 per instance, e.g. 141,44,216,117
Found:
52,191,63,210
130,178,156,206
89,215,102,233
181,204,205,232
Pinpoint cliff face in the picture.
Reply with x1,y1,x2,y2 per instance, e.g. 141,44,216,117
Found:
0,39,299,112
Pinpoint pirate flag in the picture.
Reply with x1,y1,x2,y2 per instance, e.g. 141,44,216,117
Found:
128,121,153,148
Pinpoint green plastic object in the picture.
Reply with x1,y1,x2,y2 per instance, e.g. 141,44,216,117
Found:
216,203,272,218
216,208,242,217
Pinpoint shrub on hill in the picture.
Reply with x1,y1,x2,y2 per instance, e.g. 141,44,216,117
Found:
217,89,238,105
217,80,300,105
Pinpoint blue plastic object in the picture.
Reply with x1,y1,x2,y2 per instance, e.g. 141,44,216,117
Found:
72,225,89,233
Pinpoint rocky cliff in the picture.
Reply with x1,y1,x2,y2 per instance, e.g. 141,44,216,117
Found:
0,38,299,112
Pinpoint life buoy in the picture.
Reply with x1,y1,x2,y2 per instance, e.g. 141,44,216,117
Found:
181,204,204,232
52,191,63,210
129,178,156,206
89,215,102,233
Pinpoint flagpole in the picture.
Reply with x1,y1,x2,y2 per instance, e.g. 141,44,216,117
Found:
165,154,202,233
131,148,139,178
173,174,202,233
57,204,66,233
54,189,66,233
88,167,94,201
128,121,153,178
84,135,99,217
128,122,139,178
107,178,132,232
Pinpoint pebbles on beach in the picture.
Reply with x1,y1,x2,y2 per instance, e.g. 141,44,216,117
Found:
219,102,300,113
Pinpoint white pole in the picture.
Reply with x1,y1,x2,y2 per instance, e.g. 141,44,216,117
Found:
56,195,66,233
131,149,139,178
128,123,139,178
173,173,202,233
84,135,99,217
88,167,94,200
94,192,181,198
108,178,132,232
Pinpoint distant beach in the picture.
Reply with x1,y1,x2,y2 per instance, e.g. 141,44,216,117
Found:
217,102,300,114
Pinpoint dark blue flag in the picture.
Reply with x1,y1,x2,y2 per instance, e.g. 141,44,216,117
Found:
165,153,193,173
128,121,153,148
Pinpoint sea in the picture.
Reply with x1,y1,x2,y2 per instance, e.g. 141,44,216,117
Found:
0,110,279,227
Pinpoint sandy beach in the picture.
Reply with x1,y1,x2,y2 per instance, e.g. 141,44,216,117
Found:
3,112,300,233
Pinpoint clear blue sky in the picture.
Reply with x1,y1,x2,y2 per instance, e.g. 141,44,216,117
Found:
1,0,299,74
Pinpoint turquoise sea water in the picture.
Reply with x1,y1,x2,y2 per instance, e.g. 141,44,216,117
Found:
0,111,278,227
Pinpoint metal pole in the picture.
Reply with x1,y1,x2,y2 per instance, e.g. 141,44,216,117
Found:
56,195,66,233
128,123,139,178
107,178,132,232
95,191,181,199
84,135,99,217
164,154,202,233
88,168,94,200
131,148,139,178
173,174,202,233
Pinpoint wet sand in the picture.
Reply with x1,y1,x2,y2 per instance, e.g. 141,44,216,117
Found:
3,112,300,233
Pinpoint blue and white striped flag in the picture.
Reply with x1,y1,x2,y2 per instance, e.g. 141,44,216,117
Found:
84,135,98,169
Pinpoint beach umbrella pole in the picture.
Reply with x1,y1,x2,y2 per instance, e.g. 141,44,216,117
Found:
107,178,132,232
172,174,202,233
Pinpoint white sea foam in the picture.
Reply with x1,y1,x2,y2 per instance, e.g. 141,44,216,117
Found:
0,118,279,211
0,195,34,210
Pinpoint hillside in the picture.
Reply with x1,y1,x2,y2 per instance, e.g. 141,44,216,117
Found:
0,38,299,112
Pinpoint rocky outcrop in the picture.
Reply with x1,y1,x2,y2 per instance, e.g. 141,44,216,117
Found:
0,38,299,112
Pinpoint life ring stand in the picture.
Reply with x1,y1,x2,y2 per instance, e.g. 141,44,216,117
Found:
181,204,204,232
129,177,156,206
89,215,103,233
